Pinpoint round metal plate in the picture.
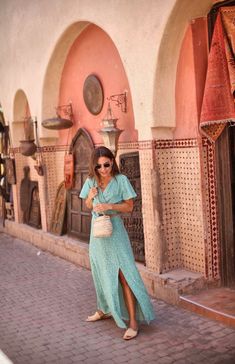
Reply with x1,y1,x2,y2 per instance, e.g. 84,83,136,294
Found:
83,75,104,115
42,118,73,130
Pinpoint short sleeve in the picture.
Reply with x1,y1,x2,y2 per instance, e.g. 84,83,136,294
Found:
120,175,137,200
79,178,93,199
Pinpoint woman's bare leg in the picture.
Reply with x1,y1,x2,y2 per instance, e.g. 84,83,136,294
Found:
119,270,138,330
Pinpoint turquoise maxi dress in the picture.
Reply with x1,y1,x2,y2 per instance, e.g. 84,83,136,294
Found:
79,173,155,328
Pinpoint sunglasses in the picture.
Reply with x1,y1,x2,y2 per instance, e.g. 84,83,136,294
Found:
95,163,112,170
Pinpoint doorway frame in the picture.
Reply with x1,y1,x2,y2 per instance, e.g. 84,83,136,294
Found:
215,126,235,286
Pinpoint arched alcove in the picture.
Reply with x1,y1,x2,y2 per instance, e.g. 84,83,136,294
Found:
58,23,137,145
41,21,89,140
41,21,137,145
12,90,32,145
153,0,214,136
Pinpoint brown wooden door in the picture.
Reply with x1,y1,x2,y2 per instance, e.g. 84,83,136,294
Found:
119,152,145,263
216,125,235,286
67,128,94,241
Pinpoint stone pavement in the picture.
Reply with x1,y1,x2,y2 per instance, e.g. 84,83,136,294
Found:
0,232,235,364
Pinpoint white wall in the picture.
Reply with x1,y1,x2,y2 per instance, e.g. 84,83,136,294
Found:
0,0,214,142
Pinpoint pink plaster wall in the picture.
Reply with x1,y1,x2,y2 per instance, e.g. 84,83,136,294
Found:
58,24,137,145
174,18,208,139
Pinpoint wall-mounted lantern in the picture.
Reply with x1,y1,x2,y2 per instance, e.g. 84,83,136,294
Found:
99,103,123,156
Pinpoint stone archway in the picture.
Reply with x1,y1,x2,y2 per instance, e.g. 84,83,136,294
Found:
153,0,213,136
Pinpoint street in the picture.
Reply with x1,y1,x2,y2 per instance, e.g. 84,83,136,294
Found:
0,232,234,364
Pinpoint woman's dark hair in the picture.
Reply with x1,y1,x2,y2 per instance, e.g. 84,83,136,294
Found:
88,146,120,180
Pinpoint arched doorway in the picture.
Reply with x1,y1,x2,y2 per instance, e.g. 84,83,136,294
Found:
67,128,94,240
208,1,235,286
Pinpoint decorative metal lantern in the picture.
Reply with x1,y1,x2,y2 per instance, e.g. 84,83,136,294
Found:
20,117,37,157
98,103,123,156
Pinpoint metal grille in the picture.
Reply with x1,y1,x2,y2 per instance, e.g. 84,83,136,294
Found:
119,152,145,263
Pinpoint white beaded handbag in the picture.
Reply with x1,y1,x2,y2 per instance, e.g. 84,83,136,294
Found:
92,187,113,238
93,214,113,238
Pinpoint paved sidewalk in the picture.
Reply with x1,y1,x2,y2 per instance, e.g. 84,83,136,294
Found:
0,232,234,364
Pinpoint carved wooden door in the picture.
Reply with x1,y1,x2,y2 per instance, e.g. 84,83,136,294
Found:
216,125,235,286
27,182,41,229
119,152,145,263
67,129,94,240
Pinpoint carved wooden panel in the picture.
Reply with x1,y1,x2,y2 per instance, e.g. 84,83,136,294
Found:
5,158,16,184
119,152,145,262
50,182,67,235
27,182,41,229
216,125,235,286
64,153,74,190
20,166,41,228
20,166,31,223
67,128,94,241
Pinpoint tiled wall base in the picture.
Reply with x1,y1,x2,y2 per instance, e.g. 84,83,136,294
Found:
155,141,205,274
1,220,209,305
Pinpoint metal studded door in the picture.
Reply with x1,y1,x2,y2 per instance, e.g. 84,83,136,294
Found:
119,152,145,262
67,128,94,241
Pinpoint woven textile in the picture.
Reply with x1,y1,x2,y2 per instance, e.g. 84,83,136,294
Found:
200,9,235,142
221,6,235,94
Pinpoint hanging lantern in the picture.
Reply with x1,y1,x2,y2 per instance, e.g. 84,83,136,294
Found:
98,103,123,156
19,117,37,156
20,139,37,156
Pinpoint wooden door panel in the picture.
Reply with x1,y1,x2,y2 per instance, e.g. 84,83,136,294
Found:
81,215,91,235
71,192,79,210
67,129,94,241
216,126,235,286
71,211,80,233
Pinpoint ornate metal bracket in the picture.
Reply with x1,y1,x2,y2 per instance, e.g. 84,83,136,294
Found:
107,92,127,113
56,102,73,119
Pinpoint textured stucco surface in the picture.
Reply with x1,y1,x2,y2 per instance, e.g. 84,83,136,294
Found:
0,0,214,140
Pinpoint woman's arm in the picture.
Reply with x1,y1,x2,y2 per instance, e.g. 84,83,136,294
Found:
85,187,98,209
93,199,134,214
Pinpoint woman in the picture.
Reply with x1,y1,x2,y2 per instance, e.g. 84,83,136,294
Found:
79,146,155,340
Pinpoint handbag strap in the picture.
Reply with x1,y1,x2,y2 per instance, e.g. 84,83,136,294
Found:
93,179,108,204
93,179,108,216
92,178,122,218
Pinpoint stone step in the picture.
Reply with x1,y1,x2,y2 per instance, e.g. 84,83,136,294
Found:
179,287,235,328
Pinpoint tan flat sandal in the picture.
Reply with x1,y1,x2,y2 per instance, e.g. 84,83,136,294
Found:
86,311,112,322
123,328,139,340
